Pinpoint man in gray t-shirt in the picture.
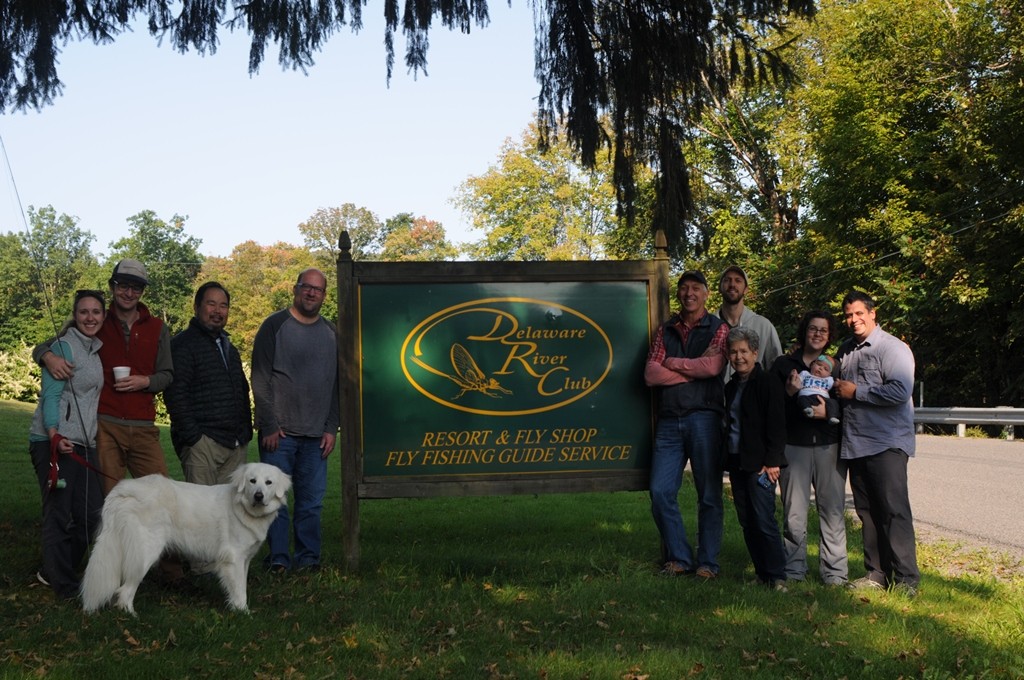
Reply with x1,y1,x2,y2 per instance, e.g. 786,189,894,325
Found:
252,268,340,573
717,265,782,380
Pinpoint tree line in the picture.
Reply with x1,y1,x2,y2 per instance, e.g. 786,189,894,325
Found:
465,0,1023,411
0,204,464,385
0,0,817,254
687,0,1024,410
441,0,1024,410
3,0,1023,411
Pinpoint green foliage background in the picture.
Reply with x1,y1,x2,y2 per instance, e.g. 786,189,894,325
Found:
3,0,1024,410
680,0,1024,408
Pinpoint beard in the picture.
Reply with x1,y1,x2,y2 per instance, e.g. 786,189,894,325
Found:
721,290,744,305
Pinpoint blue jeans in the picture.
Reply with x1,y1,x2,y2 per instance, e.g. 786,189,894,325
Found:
260,435,328,569
649,411,724,572
730,466,786,583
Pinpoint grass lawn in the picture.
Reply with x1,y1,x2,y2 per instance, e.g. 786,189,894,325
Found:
1,399,1022,679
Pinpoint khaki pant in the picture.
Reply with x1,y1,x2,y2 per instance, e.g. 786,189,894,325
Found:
180,435,248,485
96,419,167,495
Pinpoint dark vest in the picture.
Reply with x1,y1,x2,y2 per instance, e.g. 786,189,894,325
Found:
657,312,726,417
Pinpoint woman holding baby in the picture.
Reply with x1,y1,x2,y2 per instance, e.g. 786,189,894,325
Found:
770,310,849,587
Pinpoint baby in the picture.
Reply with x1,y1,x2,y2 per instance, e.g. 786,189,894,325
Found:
797,355,841,425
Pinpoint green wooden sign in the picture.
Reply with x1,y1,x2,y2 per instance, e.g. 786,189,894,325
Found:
336,243,672,570
359,281,653,478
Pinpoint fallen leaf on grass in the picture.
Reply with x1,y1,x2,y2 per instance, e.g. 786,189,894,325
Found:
895,648,924,660
621,667,649,680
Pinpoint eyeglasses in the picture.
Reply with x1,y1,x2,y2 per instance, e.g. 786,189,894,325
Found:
114,281,145,294
807,326,829,336
297,283,326,296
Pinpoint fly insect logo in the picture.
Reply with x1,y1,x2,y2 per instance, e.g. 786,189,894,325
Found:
400,298,613,415
415,343,513,400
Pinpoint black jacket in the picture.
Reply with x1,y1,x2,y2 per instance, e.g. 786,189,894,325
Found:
770,352,841,447
724,364,787,472
165,317,253,455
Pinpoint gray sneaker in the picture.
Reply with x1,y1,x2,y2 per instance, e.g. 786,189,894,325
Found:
891,582,918,598
849,576,885,591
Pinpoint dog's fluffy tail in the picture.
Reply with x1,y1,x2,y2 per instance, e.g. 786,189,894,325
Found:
80,518,121,613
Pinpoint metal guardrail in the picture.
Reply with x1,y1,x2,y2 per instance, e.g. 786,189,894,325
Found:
914,407,1024,439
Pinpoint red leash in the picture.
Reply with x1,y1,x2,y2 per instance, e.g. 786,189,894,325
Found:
47,434,119,490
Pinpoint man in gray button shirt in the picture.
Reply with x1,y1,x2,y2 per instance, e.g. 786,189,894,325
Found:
834,290,919,595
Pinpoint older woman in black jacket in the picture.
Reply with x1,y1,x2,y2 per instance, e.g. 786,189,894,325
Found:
724,326,788,590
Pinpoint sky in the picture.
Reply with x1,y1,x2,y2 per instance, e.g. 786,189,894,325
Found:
0,4,539,257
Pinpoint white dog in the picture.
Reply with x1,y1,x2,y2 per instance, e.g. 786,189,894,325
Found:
81,462,290,615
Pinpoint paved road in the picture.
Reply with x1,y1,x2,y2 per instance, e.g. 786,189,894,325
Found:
865,435,1024,558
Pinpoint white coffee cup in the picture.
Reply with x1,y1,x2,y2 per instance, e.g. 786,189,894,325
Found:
113,366,130,380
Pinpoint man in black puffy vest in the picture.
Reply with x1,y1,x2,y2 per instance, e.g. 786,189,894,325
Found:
165,281,253,485
645,271,729,579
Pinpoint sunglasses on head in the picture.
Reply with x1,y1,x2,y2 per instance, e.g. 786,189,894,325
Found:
75,289,106,306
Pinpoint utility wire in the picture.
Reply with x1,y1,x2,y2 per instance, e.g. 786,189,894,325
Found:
758,204,1015,300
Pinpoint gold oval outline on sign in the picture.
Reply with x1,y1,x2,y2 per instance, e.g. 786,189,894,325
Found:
400,297,613,416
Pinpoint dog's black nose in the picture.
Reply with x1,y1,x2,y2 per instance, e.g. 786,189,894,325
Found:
254,490,264,502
